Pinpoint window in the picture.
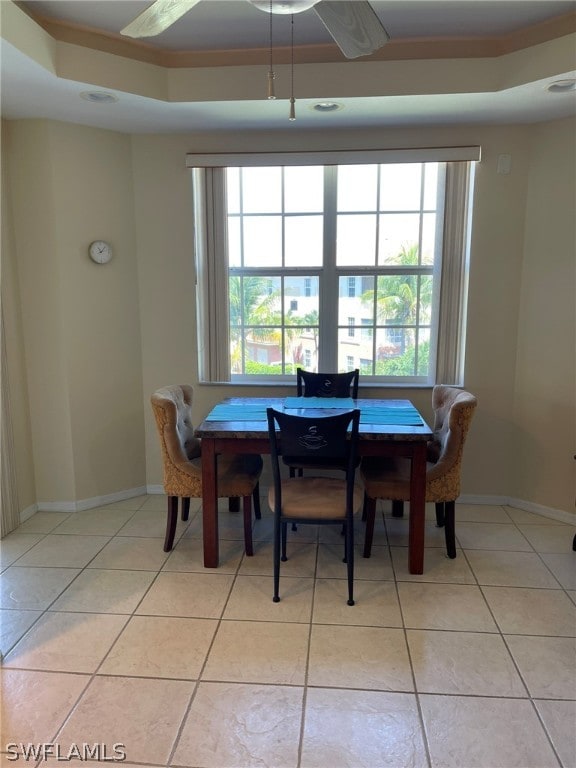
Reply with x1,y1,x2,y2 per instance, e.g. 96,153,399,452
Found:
190,148,477,384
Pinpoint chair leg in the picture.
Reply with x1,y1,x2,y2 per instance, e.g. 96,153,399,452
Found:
363,493,377,558
392,500,404,518
243,495,254,556
181,497,190,522
281,522,288,561
444,500,456,559
573,533,576,552
253,484,261,520
435,502,445,527
228,497,240,512
164,496,179,552
289,467,296,478
345,517,355,606
273,514,281,602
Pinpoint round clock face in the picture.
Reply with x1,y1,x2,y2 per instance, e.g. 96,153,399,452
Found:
89,240,112,264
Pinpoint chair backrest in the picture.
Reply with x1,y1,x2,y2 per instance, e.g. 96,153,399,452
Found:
426,385,477,499
150,385,202,494
296,368,359,398
267,407,361,497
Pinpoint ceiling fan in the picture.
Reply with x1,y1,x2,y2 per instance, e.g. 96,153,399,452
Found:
120,0,390,59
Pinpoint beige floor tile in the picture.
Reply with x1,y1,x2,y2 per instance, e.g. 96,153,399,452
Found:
420,694,560,768
407,629,526,696
16,534,111,568
15,512,71,534
96,495,149,511
239,541,317,578
163,536,244,573
136,571,234,618
140,494,188,512
482,586,576,636
455,522,533,551
391,546,475,584
99,615,217,679
57,675,193,765
385,518,447,548
0,669,89,746
0,533,45,569
172,682,303,768
317,542,395,581
569,590,576,606
184,506,253,542
505,507,567,525
203,620,309,685
117,508,188,539
3,612,128,673
313,579,403,627
518,524,576,553
465,549,562,588
308,625,413,691
53,509,137,536
0,610,41,658
0,567,80,610
534,700,576,768
300,688,426,768
224,575,313,623
540,553,576,590
50,569,155,614
398,582,497,632
506,635,576,699
88,536,170,571
453,504,514,523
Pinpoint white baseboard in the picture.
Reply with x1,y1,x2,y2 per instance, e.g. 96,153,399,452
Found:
35,486,148,515
24,489,576,526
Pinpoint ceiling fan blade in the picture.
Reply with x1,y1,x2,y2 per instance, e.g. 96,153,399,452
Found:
120,0,202,39
313,0,390,59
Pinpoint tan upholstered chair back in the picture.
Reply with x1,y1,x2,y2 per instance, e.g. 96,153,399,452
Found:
425,385,477,502
151,385,203,498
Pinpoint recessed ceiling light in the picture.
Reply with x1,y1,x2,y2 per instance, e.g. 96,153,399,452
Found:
547,79,576,93
312,102,343,113
80,91,119,103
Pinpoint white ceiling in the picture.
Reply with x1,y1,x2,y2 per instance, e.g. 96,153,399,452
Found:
2,0,576,133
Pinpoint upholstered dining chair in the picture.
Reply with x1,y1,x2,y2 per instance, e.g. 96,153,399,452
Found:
361,385,477,559
267,407,363,605
151,385,263,554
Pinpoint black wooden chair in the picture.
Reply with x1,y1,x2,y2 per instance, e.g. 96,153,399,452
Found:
267,407,362,605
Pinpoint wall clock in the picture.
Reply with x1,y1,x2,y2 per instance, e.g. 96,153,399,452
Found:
89,240,113,264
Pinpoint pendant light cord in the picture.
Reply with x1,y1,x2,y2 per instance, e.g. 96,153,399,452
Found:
267,0,276,99
289,14,296,120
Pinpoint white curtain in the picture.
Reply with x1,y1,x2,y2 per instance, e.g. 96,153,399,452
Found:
192,167,231,382
1,306,21,537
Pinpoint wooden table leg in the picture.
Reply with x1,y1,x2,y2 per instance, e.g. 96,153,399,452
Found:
408,441,427,574
202,438,219,568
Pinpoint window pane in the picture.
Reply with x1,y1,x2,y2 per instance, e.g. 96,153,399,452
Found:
421,213,437,265
418,275,434,323
243,216,282,266
378,213,420,265
338,275,372,324
227,217,241,267
379,164,422,210
285,216,323,267
423,163,439,209
336,214,377,266
242,167,282,213
227,168,240,213
285,166,323,212
337,165,378,211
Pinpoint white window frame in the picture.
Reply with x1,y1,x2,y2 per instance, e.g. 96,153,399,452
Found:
189,147,479,386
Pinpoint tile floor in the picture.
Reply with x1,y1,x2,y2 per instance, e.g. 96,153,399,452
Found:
1,495,575,768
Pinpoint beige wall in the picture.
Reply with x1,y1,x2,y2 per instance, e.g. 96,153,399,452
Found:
4,119,146,507
3,116,575,518
513,118,576,513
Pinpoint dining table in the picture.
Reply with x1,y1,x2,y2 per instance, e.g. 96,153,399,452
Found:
194,396,433,574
